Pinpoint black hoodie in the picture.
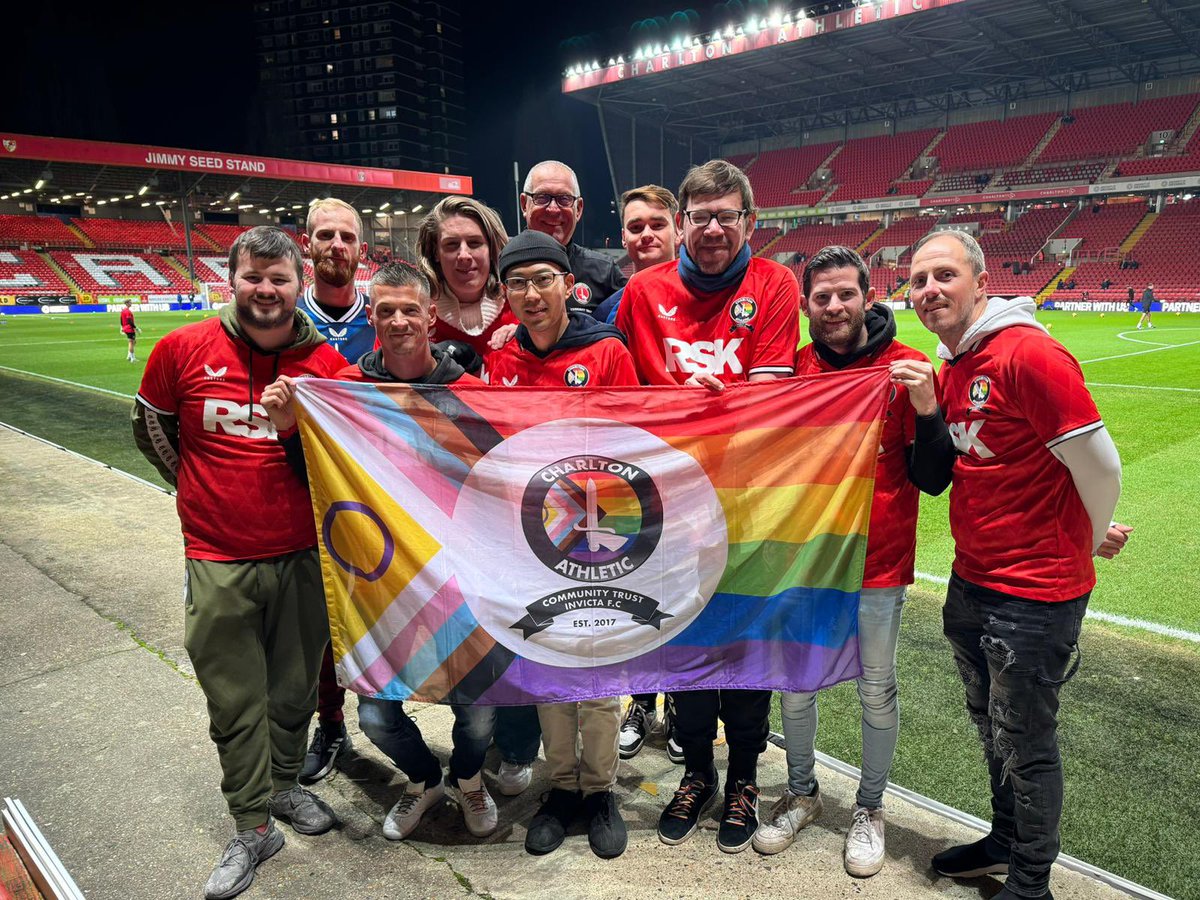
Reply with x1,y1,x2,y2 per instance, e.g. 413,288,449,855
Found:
513,309,627,358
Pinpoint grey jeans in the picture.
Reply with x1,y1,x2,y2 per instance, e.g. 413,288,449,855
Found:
780,585,906,809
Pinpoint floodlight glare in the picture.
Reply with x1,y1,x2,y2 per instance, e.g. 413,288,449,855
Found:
138,185,149,196
379,201,390,210
34,179,45,190
229,191,240,201
724,25,735,38
412,203,423,213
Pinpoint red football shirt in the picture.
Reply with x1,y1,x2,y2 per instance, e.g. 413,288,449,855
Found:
939,325,1102,601
482,334,639,388
616,257,799,385
796,340,932,588
137,317,345,561
120,308,135,333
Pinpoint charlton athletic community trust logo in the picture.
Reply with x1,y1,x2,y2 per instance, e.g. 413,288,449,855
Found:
453,419,729,668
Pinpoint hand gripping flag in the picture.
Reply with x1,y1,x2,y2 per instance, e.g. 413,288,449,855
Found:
293,369,890,704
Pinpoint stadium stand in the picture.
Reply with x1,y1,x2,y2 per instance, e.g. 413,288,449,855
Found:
51,251,197,294
859,215,939,258
770,220,877,260
743,144,837,208
979,206,1073,296
823,130,938,203
749,225,781,254
72,218,192,251
197,223,253,251
0,250,75,294
1039,94,1200,163
1118,110,1200,176
932,112,1060,174
998,163,1106,187
0,215,84,249
1056,201,1147,259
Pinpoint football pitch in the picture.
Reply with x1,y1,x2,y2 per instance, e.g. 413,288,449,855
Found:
1,308,1198,897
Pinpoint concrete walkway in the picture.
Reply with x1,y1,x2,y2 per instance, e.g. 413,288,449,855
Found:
0,427,1128,900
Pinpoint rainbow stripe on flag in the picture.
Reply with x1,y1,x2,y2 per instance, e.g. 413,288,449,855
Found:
294,368,889,704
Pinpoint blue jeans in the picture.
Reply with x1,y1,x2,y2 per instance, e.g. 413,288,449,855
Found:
358,697,496,784
494,705,541,765
943,573,1087,898
780,585,906,808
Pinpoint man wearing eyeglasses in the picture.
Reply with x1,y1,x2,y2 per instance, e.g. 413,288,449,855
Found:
616,160,799,855
483,228,636,859
520,160,626,315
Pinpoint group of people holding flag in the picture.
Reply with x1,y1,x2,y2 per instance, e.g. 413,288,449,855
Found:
132,157,1129,900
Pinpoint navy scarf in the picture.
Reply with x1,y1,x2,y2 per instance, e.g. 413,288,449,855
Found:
677,242,752,294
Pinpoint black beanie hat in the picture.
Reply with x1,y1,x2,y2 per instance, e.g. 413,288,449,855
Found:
498,229,572,281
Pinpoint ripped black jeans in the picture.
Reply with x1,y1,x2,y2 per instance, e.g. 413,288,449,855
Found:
943,572,1088,898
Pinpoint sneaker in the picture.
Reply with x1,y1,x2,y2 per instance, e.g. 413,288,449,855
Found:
717,779,759,854
204,818,285,900
995,887,1053,900
268,786,337,835
663,696,685,764
932,834,1010,878
618,702,656,759
449,773,498,838
657,771,718,845
844,805,886,877
496,759,533,797
299,720,351,784
525,788,580,855
583,790,627,859
752,787,823,855
383,778,445,841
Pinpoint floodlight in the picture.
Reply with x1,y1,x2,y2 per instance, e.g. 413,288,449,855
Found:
362,208,372,214
259,208,270,214
138,185,149,196
379,201,390,210
724,25,735,38
671,37,682,51
124,194,134,200
412,204,423,213
634,47,644,60
607,57,616,66
97,200,107,205
276,206,286,212
769,10,783,26
34,179,45,190
229,191,240,201
141,202,151,207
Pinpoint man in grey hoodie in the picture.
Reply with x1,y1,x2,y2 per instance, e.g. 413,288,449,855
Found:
908,229,1131,900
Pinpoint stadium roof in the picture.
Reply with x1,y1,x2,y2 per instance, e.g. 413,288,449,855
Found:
564,0,1200,145
0,134,472,220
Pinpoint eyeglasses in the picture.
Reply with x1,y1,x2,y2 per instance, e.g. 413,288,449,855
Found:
523,191,578,209
681,208,749,227
504,271,568,293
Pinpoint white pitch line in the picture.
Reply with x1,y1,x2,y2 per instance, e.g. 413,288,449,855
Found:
0,337,131,347
1115,330,1171,347
914,571,1200,643
1087,382,1200,394
1078,339,1200,365
0,365,133,399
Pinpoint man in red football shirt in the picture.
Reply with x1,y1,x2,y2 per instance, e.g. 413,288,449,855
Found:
753,246,953,876
485,228,636,860
909,230,1130,900
616,159,799,855
120,298,141,362
263,262,508,846
132,227,345,900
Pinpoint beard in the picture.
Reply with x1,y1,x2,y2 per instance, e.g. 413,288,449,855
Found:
314,255,355,287
235,297,292,331
810,305,866,351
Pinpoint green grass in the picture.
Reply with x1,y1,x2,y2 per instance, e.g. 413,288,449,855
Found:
2,308,1200,896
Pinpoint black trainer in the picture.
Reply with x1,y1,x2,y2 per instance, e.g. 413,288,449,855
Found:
525,788,580,855
932,834,1010,878
657,771,718,845
299,720,351,785
583,790,627,859
717,779,760,853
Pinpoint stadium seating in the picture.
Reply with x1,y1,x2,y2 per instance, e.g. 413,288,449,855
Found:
1117,123,1200,177
824,130,938,203
1056,201,1147,259
0,250,75,294
859,215,938,258
979,206,1073,296
933,113,1059,174
73,218,192,251
197,224,252,250
749,225,780,255
1053,198,1200,302
744,144,837,209
50,251,197,294
998,163,1106,187
1039,94,1200,163
0,215,82,249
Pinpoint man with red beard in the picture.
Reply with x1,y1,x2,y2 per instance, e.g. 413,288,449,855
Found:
295,197,375,784
297,198,375,364
753,245,953,877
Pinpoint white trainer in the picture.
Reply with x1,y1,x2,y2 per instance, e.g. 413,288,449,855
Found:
450,773,498,837
844,804,886,877
751,788,823,855
496,760,533,797
382,779,445,841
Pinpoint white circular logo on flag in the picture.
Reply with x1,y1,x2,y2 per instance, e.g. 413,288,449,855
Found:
451,419,727,667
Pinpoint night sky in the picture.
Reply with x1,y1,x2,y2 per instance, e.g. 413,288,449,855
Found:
8,0,770,242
